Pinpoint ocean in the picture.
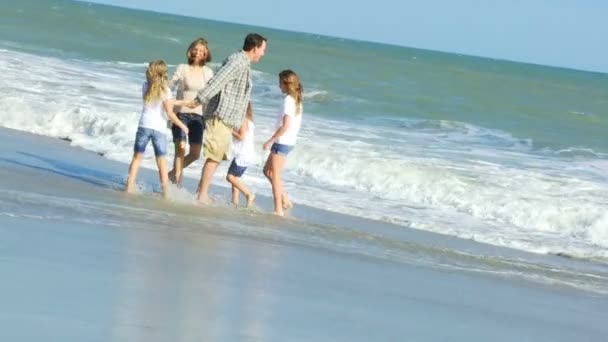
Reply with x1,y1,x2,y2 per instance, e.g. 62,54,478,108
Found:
3,0,607,260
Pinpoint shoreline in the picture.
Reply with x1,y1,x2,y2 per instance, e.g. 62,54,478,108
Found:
2,126,608,341
1,126,607,294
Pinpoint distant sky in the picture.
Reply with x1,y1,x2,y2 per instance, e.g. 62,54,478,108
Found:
82,0,607,73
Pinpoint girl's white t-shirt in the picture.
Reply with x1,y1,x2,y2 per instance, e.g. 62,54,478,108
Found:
232,119,256,167
138,82,172,133
275,95,302,146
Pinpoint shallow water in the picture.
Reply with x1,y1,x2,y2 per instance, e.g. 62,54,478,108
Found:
1,128,607,341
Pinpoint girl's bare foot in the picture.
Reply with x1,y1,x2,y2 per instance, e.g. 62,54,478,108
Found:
246,193,256,208
283,198,293,210
273,210,284,217
125,183,135,194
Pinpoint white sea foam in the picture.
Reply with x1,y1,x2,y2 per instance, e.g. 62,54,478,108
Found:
1,48,607,260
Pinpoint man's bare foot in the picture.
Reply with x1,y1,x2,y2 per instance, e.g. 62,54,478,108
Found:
273,210,284,217
231,200,239,208
246,193,256,208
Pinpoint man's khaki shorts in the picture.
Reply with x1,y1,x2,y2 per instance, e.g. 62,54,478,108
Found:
203,116,231,162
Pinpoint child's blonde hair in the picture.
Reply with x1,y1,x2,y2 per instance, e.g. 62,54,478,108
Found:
245,102,254,121
144,60,169,104
279,69,303,115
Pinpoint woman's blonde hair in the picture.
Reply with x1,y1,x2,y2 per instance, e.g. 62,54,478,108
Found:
279,69,303,115
187,38,212,66
144,60,169,104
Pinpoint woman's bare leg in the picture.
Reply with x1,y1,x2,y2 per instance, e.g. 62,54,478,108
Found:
156,156,170,199
170,140,186,184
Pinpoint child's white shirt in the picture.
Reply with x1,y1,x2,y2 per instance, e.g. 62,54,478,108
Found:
138,82,172,133
275,95,302,146
232,119,256,167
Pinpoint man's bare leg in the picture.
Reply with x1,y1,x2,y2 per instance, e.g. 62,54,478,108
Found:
196,158,219,203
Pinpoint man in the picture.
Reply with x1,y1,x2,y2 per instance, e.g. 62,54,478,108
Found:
187,33,267,203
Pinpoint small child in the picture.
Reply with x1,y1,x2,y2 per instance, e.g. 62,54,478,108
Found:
226,102,256,207
262,70,304,216
126,60,189,198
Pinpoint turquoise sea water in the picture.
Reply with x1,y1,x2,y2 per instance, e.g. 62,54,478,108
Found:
1,0,608,260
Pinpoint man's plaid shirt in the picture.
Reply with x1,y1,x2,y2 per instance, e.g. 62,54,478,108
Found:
195,51,251,129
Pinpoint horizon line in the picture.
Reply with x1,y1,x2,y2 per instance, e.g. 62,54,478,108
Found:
76,0,608,75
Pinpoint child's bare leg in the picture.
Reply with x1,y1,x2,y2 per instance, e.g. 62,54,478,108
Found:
156,156,169,199
230,184,239,207
263,155,273,180
282,193,293,209
268,153,286,216
227,174,254,207
126,152,143,193
246,192,256,208
270,179,284,216
226,174,239,206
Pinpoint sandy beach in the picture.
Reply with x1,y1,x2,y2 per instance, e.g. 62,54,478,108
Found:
1,127,607,341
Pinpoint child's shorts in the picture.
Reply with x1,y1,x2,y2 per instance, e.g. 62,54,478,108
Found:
227,159,247,177
133,127,167,157
271,143,294,156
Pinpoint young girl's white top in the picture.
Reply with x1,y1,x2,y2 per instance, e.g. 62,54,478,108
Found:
232,118,256,167
275,95,302,146
138,82,172,133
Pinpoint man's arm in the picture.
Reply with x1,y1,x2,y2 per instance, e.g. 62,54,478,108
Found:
193,56,242,106
263,115,291,150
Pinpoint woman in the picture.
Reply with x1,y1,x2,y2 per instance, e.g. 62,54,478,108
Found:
168,37,214,185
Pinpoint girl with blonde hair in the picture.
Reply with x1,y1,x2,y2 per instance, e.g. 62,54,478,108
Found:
263,69,304,216
126,60,189,198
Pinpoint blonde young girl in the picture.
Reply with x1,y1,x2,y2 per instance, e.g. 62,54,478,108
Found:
226,102,256,208
126,60,189,198
262,70,303,216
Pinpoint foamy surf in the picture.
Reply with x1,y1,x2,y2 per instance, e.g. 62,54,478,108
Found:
1,48,607,261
